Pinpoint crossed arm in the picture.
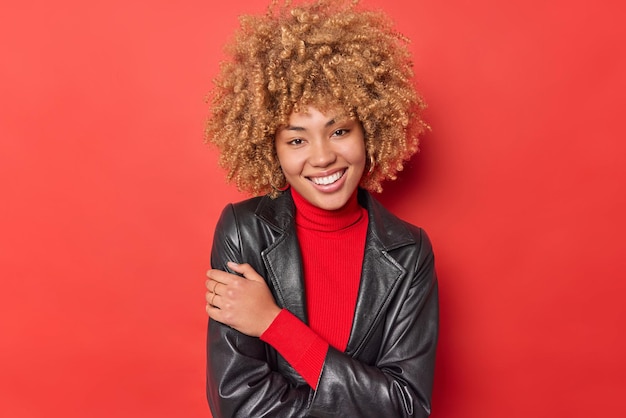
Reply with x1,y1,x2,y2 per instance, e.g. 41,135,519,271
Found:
205,204,438,418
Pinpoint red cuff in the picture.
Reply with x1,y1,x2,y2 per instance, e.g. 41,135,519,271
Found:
260,309,329,389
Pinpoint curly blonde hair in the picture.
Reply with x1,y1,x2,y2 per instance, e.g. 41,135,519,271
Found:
205,0,427,197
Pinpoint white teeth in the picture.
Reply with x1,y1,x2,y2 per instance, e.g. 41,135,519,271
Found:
310,171,344,185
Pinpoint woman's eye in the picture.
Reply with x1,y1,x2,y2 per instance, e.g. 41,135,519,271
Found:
288,138,304,145
332,129,349,137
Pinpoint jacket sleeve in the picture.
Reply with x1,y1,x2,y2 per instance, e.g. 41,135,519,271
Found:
206,204,312,418
307,228,439,418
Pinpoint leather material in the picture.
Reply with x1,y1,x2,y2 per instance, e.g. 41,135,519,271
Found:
207,189,438,417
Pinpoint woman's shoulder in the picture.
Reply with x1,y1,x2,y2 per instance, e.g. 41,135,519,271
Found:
361,190,432,251
215,195,265,229
226,195,267,215
216,192,294,233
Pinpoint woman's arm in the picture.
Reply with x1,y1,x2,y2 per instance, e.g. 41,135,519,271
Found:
207,263,329,389
206,204,312,418
308,230,438,417
206,261,281,338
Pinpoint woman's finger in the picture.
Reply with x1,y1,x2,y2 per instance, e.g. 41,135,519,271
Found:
205,290,217,304
226,262,264,282
206,268,236,285
206,301,222,317
205,279,224,294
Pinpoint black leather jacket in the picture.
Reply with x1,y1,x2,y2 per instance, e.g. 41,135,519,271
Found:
207,189,438,417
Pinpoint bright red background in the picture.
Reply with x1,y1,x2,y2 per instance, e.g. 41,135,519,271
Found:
1,0,624,417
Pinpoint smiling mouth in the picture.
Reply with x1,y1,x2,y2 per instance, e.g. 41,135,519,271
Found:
308,170,345,186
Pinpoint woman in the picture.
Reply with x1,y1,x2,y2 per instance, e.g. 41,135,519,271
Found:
204,1,438,416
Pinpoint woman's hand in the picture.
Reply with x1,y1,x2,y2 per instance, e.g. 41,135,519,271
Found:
205,261,281,337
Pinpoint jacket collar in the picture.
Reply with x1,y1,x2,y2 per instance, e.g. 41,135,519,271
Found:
257,188,416,355
256,188,415,248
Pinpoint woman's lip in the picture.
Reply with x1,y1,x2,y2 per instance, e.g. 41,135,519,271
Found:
306,169,348,192
306,168,347,182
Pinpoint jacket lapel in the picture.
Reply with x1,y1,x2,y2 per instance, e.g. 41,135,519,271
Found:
257,192,308,323
346,191,416,356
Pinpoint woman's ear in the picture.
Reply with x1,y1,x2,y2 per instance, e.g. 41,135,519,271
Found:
366,154,376,176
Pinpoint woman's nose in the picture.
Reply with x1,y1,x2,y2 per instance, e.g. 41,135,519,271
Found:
309,140,336,167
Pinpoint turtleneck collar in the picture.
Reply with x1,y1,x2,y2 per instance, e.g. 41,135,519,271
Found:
291,187,366,232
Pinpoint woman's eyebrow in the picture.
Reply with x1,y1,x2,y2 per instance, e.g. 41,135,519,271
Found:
284,125,306,132
284,117,340,131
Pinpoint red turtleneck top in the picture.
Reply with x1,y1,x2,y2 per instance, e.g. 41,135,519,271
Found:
260,188,368,389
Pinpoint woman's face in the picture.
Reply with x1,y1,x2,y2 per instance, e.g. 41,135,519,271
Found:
275,106,366,210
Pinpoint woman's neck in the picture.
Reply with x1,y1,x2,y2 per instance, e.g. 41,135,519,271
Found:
291,187,364,232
